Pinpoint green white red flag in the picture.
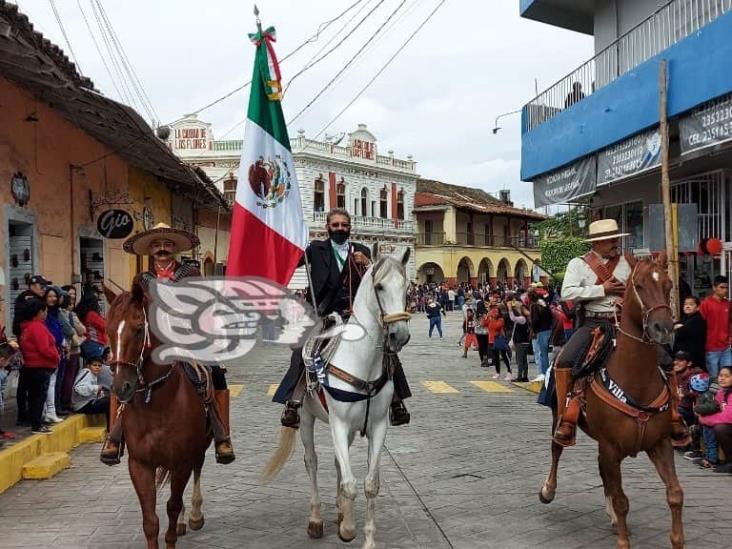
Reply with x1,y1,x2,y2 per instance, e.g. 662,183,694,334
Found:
226,25,308,284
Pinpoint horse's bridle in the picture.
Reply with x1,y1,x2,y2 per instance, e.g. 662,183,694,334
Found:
110,307,173,404
616,263,673,345
371,269,412,332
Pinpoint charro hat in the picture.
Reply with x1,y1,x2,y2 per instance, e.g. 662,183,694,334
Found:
123,222,200,255
584,219,630,243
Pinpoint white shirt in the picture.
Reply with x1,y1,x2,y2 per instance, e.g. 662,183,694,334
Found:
331,240,350,272
561,252,631,314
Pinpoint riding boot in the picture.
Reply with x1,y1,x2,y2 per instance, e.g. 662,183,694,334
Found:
212,390,235,464
390,395,410,426
667,370,692,447
281,371,306,429
100,396,124,466
552,367,579,447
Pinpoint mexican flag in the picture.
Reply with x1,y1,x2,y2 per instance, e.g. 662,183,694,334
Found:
226,25,308,284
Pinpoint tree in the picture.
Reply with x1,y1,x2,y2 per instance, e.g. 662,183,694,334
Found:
539,237,589,282
535,208,589,240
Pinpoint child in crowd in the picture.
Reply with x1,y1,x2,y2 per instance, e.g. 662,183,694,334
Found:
71,352,110,429
672,351,703,431
698,365,732,473
462,309,478,359
690,372,719,469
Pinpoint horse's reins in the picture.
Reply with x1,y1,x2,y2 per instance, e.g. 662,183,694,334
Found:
326,259,412,436
614,264,672,346
110,307,174,404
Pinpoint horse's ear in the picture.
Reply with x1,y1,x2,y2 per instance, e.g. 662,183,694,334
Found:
624,250,637,269
103,284,118,305
401,246,411,266
656,251,668,269
131,280,145,304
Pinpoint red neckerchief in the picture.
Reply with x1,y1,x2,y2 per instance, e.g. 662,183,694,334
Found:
154,261,177,281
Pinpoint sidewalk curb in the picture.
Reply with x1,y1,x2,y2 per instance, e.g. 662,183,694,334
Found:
511,380,543,394
0,414,105,494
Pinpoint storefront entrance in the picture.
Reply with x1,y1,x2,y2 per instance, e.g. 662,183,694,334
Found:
7,220,35,325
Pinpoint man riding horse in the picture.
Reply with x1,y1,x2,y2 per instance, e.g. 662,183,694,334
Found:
273,207,411,428
553,219,690,447
100,222,235,465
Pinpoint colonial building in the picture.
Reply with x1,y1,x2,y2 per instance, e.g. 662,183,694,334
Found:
0,3,228,326
414,180,544,286
521,0,732,295
168,116,418,281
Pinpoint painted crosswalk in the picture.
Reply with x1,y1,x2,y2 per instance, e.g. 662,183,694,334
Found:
229,380,522,398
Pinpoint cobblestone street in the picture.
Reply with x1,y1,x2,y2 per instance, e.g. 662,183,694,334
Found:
0,315,729,549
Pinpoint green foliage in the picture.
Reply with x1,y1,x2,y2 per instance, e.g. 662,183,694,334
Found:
535,208,589,240
539,237,589,279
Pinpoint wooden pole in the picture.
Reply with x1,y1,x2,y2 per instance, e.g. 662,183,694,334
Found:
659,59,679,319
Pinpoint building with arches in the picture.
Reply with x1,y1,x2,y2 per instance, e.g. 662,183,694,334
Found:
169,119,418,283
414,180,544,286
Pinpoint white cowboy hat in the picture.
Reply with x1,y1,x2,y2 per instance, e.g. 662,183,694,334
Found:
123,222,200,255
584,219,630,243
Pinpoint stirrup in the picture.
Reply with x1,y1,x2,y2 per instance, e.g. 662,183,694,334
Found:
215,440,235,464
281,401,301,429
100,438,122,466
552,421,577,448
390,402,410,426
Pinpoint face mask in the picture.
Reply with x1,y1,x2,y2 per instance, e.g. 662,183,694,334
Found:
328,229,350,245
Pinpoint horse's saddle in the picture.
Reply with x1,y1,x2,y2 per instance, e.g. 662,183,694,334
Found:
568,326,616,378
181,362,213,404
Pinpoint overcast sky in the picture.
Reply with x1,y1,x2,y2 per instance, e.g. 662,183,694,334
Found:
16,0,591,209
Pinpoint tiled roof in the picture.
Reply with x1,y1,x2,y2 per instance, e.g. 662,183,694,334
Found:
0,1,228,210
415,179,545,220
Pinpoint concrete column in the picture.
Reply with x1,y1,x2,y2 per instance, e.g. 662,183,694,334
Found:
443,206,457,243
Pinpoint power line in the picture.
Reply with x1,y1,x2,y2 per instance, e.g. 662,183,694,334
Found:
312,0,447,141
48,0,83,74
76,0,124,99
165,0,375,127
287,0,409,126
283,0,387,95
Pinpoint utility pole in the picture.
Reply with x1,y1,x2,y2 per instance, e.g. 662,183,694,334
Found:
659,59,679,318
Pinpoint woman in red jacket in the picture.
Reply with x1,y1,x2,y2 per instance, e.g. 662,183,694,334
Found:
19,299,59,433
75,287,108,357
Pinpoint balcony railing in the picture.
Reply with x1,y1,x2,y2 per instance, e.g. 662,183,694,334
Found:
312,212,413,232
417,232,539,248
523,0,732,132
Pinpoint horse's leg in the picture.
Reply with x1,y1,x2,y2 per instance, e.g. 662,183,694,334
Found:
540,409,564,504
335,430,356,526
129,458,159,549
176,502,186,537
331,418,358,543
189,457,205,531
598,454,617,529
164,468,190,549
647,438,684,549
300,408,323,539
363,420,387,549
598,445,631,549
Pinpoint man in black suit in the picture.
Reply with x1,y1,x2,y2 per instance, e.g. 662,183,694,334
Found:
273,208,411,428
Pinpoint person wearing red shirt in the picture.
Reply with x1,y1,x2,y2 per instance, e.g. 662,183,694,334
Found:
19,299,59,433
699,275,732,379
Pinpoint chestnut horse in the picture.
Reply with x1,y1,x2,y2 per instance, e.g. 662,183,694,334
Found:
106,282,211,549
540,254,684,549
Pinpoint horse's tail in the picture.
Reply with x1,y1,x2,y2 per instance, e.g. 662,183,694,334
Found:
155,467,171,490
261,426,297,484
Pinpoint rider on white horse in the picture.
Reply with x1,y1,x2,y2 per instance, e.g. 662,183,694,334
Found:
273,208,411,428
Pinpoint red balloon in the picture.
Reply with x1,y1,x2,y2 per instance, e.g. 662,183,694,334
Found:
707,238,723,255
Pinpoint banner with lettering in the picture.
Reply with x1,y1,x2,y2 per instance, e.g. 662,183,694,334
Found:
532,156,597,207
597,128,661,186
679,93,732,154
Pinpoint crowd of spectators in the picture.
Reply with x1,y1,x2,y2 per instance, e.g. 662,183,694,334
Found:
1,273,111,442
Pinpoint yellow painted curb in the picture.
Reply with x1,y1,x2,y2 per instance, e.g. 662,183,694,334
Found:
0,413,105,495
79,426,107,443
470,381,514,393
512,380,543,394
22,452,70,480
229,384,245,398
266,383,279,397
422,381,460,394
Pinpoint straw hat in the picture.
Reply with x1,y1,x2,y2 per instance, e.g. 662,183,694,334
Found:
584,219,629,243
123,222,200,255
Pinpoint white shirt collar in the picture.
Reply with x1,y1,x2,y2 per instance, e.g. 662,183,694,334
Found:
332,240,350,254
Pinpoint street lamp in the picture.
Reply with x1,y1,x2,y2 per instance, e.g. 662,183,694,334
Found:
492,109,522,134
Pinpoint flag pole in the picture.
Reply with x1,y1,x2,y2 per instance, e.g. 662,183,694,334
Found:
254,4,262,32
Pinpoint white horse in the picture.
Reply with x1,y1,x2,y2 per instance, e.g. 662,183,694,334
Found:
262,248,412,549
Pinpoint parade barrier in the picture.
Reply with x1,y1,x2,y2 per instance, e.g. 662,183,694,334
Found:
0,413,105,494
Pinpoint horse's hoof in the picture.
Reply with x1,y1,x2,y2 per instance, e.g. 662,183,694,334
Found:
307,521,324,539
538,487,554,504
176,522,187,536
189,516,205,531
338,527,356,543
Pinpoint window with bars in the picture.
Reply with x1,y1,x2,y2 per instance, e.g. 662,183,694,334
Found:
360,188,368,217
397,189,405,220
380,186,388,218
223,176,237,204
337,181,346,209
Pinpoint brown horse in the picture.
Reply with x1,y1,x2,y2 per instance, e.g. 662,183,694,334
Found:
106,281,212,549
540,254,684,549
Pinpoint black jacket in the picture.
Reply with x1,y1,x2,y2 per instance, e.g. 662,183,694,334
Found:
673,312,707,371
300,239,371,317
12,290,39,337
